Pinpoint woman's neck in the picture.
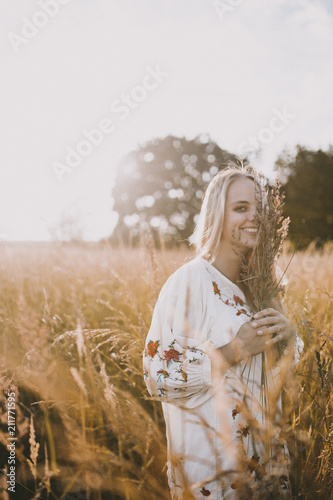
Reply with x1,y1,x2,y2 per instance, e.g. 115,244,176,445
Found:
212,246,242,285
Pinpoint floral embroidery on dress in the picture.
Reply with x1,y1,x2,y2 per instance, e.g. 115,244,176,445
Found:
164,347,181,365
236,308,250,316
156,369,170,381
212,281,252,318
232,405,241,419
238,424,250,438
175,367,188,382
157,387,166,397
144,338,196,393
200,486,211,496
145,340,160,358
213,281,221,296
248,455,266,480
233,295,244,305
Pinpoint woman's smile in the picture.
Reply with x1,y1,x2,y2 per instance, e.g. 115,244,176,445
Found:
240,227,258,234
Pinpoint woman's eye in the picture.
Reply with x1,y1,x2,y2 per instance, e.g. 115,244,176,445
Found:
235,206,246,212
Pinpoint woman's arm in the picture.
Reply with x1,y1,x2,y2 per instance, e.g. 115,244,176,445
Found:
143,264,215,409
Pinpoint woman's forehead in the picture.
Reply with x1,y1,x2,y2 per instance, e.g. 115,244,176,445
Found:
227,177,255,202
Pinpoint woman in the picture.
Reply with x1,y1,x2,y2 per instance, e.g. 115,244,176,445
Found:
143,166,302,499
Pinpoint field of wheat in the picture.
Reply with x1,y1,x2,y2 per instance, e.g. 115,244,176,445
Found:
0,241,332,499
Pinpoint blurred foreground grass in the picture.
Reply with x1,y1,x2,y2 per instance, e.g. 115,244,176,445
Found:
0,241,332,499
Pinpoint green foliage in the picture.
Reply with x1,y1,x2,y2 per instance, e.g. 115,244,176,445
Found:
112,140,333,249
275,146,333,248
111,134,237,246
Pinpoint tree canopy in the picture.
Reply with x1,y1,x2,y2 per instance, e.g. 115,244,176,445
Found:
111,134,237,246
275,145,333,248
111,136,333,249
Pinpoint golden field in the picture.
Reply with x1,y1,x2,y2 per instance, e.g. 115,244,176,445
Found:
0,241,332,499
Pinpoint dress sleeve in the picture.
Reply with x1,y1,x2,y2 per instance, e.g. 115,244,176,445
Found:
143,263,215,409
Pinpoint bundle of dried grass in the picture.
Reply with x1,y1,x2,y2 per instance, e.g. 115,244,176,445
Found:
240,173,290,315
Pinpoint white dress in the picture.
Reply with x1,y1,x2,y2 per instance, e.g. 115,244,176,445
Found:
143,256,302,499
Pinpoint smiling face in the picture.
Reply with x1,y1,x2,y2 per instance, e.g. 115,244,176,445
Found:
219,177,258,254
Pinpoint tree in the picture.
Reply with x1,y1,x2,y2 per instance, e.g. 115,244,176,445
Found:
275,145,333,248
111,134,237,246
47,207,85,242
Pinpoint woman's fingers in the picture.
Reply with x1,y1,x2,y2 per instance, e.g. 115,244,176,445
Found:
251,316,277,328
258,324,283,336
253,308,278,320
252,310,290,339
265,333,284,345
240,311,292,354
255,322,290,345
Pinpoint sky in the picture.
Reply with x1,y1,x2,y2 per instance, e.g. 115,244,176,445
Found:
1,0,333,241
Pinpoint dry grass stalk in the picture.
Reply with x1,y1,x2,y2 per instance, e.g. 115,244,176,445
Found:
28,416,40,485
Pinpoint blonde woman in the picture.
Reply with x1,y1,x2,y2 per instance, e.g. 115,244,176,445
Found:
143,166,302,499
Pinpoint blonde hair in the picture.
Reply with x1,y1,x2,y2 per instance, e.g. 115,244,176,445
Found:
189,164,258,262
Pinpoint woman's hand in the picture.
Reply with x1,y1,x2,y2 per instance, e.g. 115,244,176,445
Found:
250,308,294,346
218,318,272,367
232,320,271,360
218,308,294,368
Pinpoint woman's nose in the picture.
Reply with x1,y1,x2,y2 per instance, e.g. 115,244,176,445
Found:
248,209,255,221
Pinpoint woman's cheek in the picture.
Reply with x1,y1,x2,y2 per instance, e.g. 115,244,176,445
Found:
231,227,240,241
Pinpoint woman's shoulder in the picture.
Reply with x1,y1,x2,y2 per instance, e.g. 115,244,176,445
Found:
159,256,207,295
153,257,212,316
165,256,206,282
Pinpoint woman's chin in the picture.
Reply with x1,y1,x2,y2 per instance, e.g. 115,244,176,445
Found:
243,237,258,249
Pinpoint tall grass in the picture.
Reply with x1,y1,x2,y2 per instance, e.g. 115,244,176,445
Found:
0,241,332,499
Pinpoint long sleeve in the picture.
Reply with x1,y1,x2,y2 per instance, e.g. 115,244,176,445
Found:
143,262,215,409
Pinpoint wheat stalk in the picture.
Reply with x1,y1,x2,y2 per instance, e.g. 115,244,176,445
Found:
27,416,40,488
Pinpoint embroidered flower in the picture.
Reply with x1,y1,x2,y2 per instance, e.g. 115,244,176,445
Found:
236,308,248,316
232,405,241,419
248,455,258,474
145,340,159,358
180,368,187,382
200,486,211,496
164,348,181,365
238,424,250,437
156,369,169,381
212,281,251,318
212,281,221,296
233,295,244,306
248,455,266,480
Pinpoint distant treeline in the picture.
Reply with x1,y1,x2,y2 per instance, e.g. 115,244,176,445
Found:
111,135,333,249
